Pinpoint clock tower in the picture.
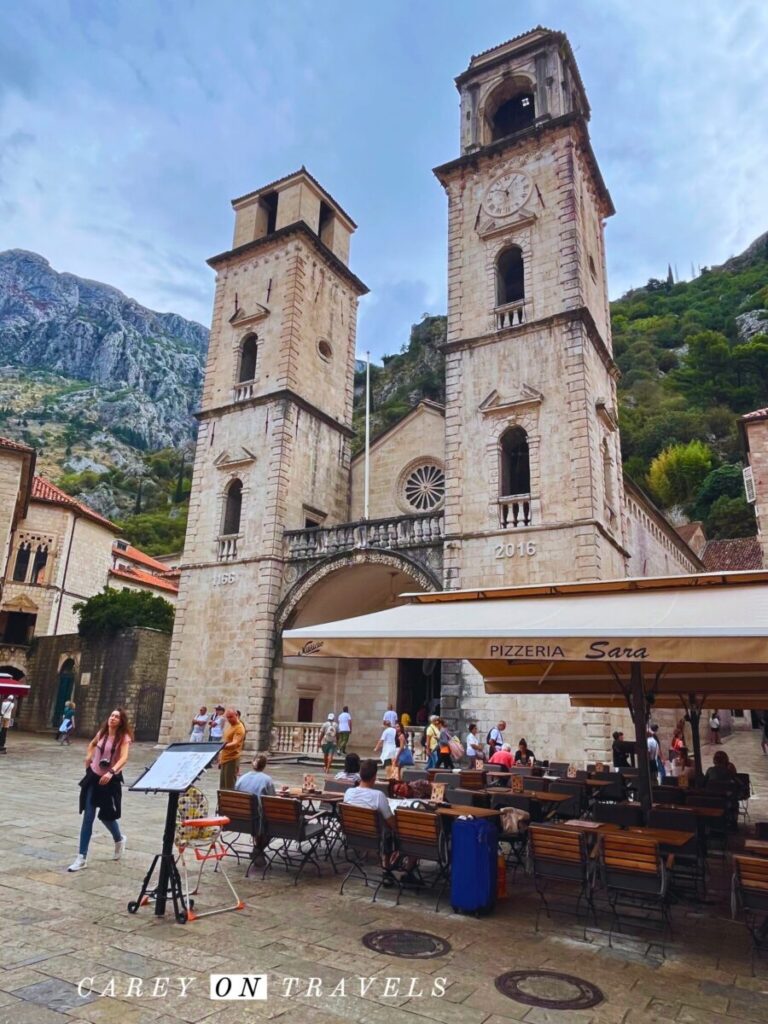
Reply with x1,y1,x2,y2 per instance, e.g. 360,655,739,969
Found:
434,27,627,588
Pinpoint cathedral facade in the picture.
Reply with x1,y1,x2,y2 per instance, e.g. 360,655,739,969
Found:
160,28,705,761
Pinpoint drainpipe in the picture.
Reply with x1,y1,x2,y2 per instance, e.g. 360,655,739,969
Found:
53,512,79,636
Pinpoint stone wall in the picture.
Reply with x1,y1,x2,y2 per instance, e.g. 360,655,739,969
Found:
744,416,768,567
20,627,170,741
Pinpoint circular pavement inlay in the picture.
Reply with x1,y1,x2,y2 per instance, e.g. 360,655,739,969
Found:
362,929,451,959
495,970,604,1010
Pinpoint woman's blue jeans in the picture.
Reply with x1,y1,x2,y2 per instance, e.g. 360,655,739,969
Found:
79,781,122,856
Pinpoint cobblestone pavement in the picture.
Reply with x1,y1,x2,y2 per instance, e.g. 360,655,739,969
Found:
2,724,768,1024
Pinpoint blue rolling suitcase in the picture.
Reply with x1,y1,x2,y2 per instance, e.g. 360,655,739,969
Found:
450,816,497,915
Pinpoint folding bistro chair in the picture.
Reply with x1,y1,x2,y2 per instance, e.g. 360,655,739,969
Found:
528,825,596,939
599,832,673,954
260,795,328,884
733,855,768,973
175,787,245,921
217,789,263,877
393,808,450,910
337,802,390,901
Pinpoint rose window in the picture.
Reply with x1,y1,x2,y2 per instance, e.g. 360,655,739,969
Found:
403,464,445,512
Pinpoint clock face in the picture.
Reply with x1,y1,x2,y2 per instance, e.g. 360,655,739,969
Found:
483,171,531,219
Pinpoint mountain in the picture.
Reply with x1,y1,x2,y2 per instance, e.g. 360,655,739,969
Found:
0,250,208,455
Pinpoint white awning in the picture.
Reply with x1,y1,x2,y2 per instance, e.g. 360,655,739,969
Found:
283,571,768,700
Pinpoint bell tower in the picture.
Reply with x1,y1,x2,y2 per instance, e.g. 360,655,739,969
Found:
434,27,627,588
160,169,367,746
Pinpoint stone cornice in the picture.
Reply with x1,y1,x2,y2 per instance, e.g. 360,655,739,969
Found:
207,221,369,296
195,388,355,439
433,112,614,218
442,306,619,379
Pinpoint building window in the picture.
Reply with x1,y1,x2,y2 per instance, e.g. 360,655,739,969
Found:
222,479,243,535
238,334,258,382
603,437,616,520
13,542,31,582
496,246,525,306
31,545,48,585
403,463,445,512
490,91,535,141
500,427,530,496
317,339,333,362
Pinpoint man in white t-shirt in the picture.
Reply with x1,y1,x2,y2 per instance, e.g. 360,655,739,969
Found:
343,759,394,828
383,704,398,728
337,706,352,753
209,705,225,742
647,725,662,782
190,705,208,742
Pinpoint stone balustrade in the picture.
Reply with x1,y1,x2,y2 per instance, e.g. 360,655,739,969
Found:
270,721,428,761
217,534,240,561
499,495,532,528
284,512,444,561
494,299,527,330
233,380,255,402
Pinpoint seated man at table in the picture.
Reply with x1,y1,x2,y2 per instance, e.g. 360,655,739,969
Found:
705,749,736,785
343,758,394,826
235,753,276,800
489,743,515,770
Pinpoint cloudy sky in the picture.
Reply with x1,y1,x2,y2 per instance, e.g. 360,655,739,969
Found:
1,0,767,359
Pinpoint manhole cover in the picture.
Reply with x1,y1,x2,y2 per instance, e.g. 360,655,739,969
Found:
495,970,604,1010
362,929,451,959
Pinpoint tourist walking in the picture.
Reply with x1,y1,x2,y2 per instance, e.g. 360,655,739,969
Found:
709,711,722,744
425,714,440,768
219,707,246,790
375,718,399,775
58,701,76,744
436,718,454,769
612,730,630,768
647,724,662,782
383,703,398,728
189,705,208,742
318,712,338,772
0,694,16,754
68,708,132,872
393,721,414,778
337,706,352,753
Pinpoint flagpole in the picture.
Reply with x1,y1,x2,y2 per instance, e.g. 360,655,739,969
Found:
364,351,371,521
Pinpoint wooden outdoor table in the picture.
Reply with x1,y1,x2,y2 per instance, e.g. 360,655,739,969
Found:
584,779,613,788
744,840,768,857
652,802,722,819
625,826,695,847
436,805,500,819
527,791,571,804
557,819,620,833
283,790,343,805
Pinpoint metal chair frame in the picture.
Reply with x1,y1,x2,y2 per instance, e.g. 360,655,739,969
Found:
599,833,673,956
260,796,330,884
337,802,390,901
528,825,597,940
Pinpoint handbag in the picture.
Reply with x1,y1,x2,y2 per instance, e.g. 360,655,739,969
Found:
448,737,464,760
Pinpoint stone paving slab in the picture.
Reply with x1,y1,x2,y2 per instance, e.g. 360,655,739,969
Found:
1,728,767,1024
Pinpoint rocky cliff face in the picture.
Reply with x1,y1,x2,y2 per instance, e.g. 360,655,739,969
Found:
0,249,208,449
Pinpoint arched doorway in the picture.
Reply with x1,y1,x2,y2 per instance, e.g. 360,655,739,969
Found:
275,553,441,750
52,657,76,729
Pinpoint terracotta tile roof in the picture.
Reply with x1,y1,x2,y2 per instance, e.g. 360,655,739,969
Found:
112,542,168,574
742,408,768,422
676,522,704,544
0,435,34,454
31,476,119,532
701,537,763,571
109,565,179,594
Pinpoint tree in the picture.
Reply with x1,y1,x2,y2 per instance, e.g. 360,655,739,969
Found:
704,496,756,540
647,440,714,507
689,464,746,522
74,588,175,639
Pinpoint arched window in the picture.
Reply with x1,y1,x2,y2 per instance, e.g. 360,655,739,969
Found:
13,542,31,582
31,545,48,585
490,91,535,142
500,427,530,497
496,246,525,306
222,479,243,535
238,334,258,382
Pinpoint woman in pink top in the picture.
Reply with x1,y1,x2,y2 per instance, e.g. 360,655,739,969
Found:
68,708,133,872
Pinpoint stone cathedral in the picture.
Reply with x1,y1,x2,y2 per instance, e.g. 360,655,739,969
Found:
160,28,704,761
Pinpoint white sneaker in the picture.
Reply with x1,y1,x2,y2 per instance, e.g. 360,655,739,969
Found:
114,835,127,861
68,854,87,872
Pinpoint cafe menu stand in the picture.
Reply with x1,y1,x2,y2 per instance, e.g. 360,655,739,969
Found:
126,742,221,923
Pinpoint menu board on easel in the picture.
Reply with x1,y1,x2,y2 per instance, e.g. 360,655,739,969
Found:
129,743,221,793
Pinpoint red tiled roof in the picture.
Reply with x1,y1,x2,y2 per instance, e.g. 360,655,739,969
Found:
701,537,763,571
112,542,168,574
676,522,704,544
31,476,119,531
109,565,179,594
0,435,34,454
742,408,768,423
